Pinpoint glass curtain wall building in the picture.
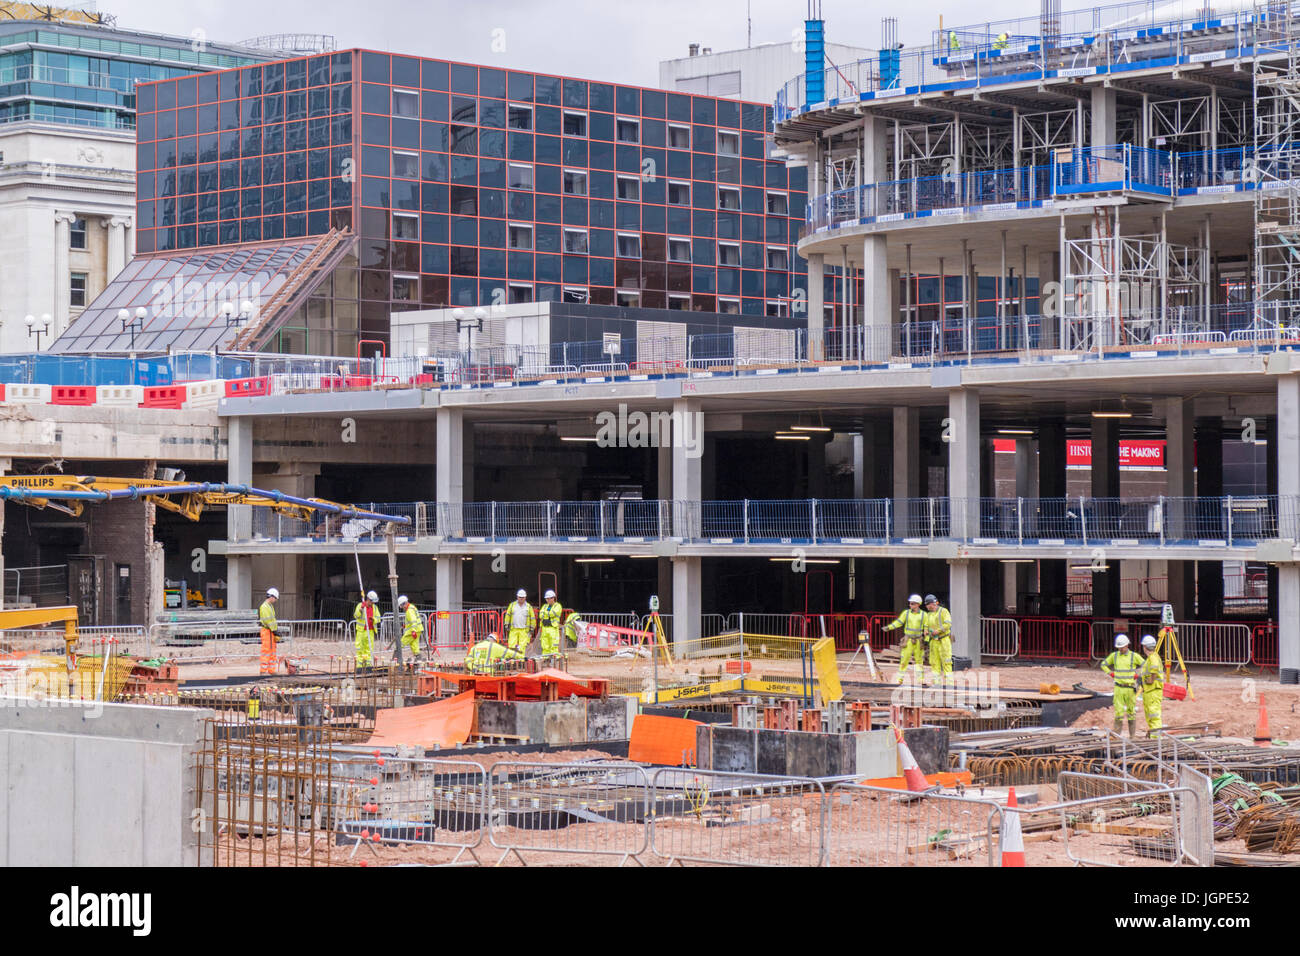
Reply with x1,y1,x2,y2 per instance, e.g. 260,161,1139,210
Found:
98,49,809,356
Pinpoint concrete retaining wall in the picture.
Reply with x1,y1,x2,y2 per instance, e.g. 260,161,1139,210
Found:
693,725,897,778
0,698,213,866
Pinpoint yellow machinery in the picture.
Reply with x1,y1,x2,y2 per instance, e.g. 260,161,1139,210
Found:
0,3,113,25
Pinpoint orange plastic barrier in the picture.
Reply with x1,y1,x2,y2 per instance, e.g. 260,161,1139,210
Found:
627,714,702,766
366,689,476,749
860,770,973,790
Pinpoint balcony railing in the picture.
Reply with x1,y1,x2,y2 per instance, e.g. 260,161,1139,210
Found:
239,495,1299,547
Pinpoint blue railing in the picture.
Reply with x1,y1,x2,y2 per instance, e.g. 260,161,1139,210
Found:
239,495,1299,547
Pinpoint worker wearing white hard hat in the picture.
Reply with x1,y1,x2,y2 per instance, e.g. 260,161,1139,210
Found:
1137,635,1164,738
884,593,927,684
465,630,524,674
258,587,281,675
396,595,424,664
353,590,380,668
1101,633,1140,737
538,588,564,658
505,589,537,657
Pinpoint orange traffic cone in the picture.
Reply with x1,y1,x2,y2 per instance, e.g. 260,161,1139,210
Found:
891,723,931,792
1000,786,1026,867
1255,696,1272,747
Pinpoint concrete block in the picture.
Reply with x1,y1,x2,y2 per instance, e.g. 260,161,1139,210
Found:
756,729,787,775
75,736,145,866
785,731,828,778
513,702,547,744
695,724,712,768
831,734,857,776
586,698,629,741
475,700,518,737
542,700,586,745
143,744,186,867
709,726,757,773
854,730,898,779
8,732,75,865
902,726,950,775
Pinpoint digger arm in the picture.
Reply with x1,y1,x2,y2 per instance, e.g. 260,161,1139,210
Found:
0,605,78,671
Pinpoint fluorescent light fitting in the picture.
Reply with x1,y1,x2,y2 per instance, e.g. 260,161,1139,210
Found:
775,433,811,440
997,428,1034,435
1091,411,1132,419
1070,564,1109,571
768,557,840,565
560,436,599,442
789,425,832,432
998,558,1034,563
575,557,615,563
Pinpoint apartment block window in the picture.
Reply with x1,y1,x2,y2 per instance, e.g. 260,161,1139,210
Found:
509,283,533,303
766,300,790,317
767,192,789,216
508,163,534,190
719,243,741,266
667,181,690,206
392,89,419,118
668,294,690,311
70,271,87,307
617,176,640,201
509,223,534,250
668,237,691,262
563,111,587,136
508,104,533,130
70,217,86,249
616,233,641,258
717,130,741,156
718,187,741,211
393,274,418,301
616,290,641,307
718,298,741,315
766,247,789,270
392,150,419,179
668,124,690,149
563,169,588,195
393,213,419,240
564,228,588,254
563,287,589,303
616,118,640,143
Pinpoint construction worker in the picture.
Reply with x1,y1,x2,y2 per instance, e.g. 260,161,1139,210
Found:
353,590,380,668
464,632,524,674
1101,633,1141,737
563,609,585,648
994,31,1009,50
1137,634,1164,738
884,594,927,684
258,587,280,675
923,593,954,685
505,588,537,658
538,589,563,657
397,595,424,664
949,30,960,53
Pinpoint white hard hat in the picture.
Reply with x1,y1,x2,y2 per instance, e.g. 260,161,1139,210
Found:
266,587,279,599
489,631,501,641
1141,634,1157,648
366,590,378,602
1114,634,1130,648
908,594,922,604
517,589,527,598
545,589,556,599
397,595,409,607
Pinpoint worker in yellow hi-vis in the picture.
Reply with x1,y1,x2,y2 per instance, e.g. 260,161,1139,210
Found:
258,587,280,675
353,590,380,668
397,595,424,664
922,593,954,685
1137,634,1164,738
1101,633,1140,737
883,594,926,684
505,589,537,657
538,589,563,657
465,632,524,674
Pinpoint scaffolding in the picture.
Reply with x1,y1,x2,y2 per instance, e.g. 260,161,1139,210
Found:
1253,0,1300,314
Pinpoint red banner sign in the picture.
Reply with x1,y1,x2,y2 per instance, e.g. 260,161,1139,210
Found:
993,438,1166,469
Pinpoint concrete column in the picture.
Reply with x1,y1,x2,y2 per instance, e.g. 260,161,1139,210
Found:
1091,85,1117,147
436,406,465,614
1037,250,1060,349
226,416,254,610
807,254,825,358
254,462,321,619
862,235,890,357
1013,439,1039,608
1090,416,1121,618
892,405,921,609
672,398,702,645
1196,417,1224,620
1039,420,1068,615
53,211,75,340
1278,377,1300,680
947,388,981,665
1267,414,1279,621
105,216,129,279
1166,398,1195,621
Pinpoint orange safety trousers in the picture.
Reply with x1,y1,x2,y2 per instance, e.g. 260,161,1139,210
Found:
260,627,277,674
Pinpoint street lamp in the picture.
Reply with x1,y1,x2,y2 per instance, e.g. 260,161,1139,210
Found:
119,305,146,349
24,313,51,350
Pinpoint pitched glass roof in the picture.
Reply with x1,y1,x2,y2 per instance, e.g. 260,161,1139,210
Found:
50,237,325,353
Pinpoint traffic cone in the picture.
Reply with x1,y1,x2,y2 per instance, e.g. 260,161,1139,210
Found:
891,723,931,792
1255,696,1272,747
1000,787,1026,867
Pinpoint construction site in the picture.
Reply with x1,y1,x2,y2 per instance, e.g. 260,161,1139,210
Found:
5,1,1300,888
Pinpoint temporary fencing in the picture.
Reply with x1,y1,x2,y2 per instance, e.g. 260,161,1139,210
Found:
1013,615,1093,660
980,617,1020,660
1253,623,1278,667
824,783,1004,866
648,768,826,866
426,609,499,658
486,761,651,866
0,624,147,658
149,618,350,661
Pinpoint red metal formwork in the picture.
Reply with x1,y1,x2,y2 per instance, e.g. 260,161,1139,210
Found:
1013,616,1093,661
426,609,500,655
1253,623,1278,668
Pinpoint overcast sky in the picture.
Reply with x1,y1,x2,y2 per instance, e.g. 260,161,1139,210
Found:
108,0,1028,90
